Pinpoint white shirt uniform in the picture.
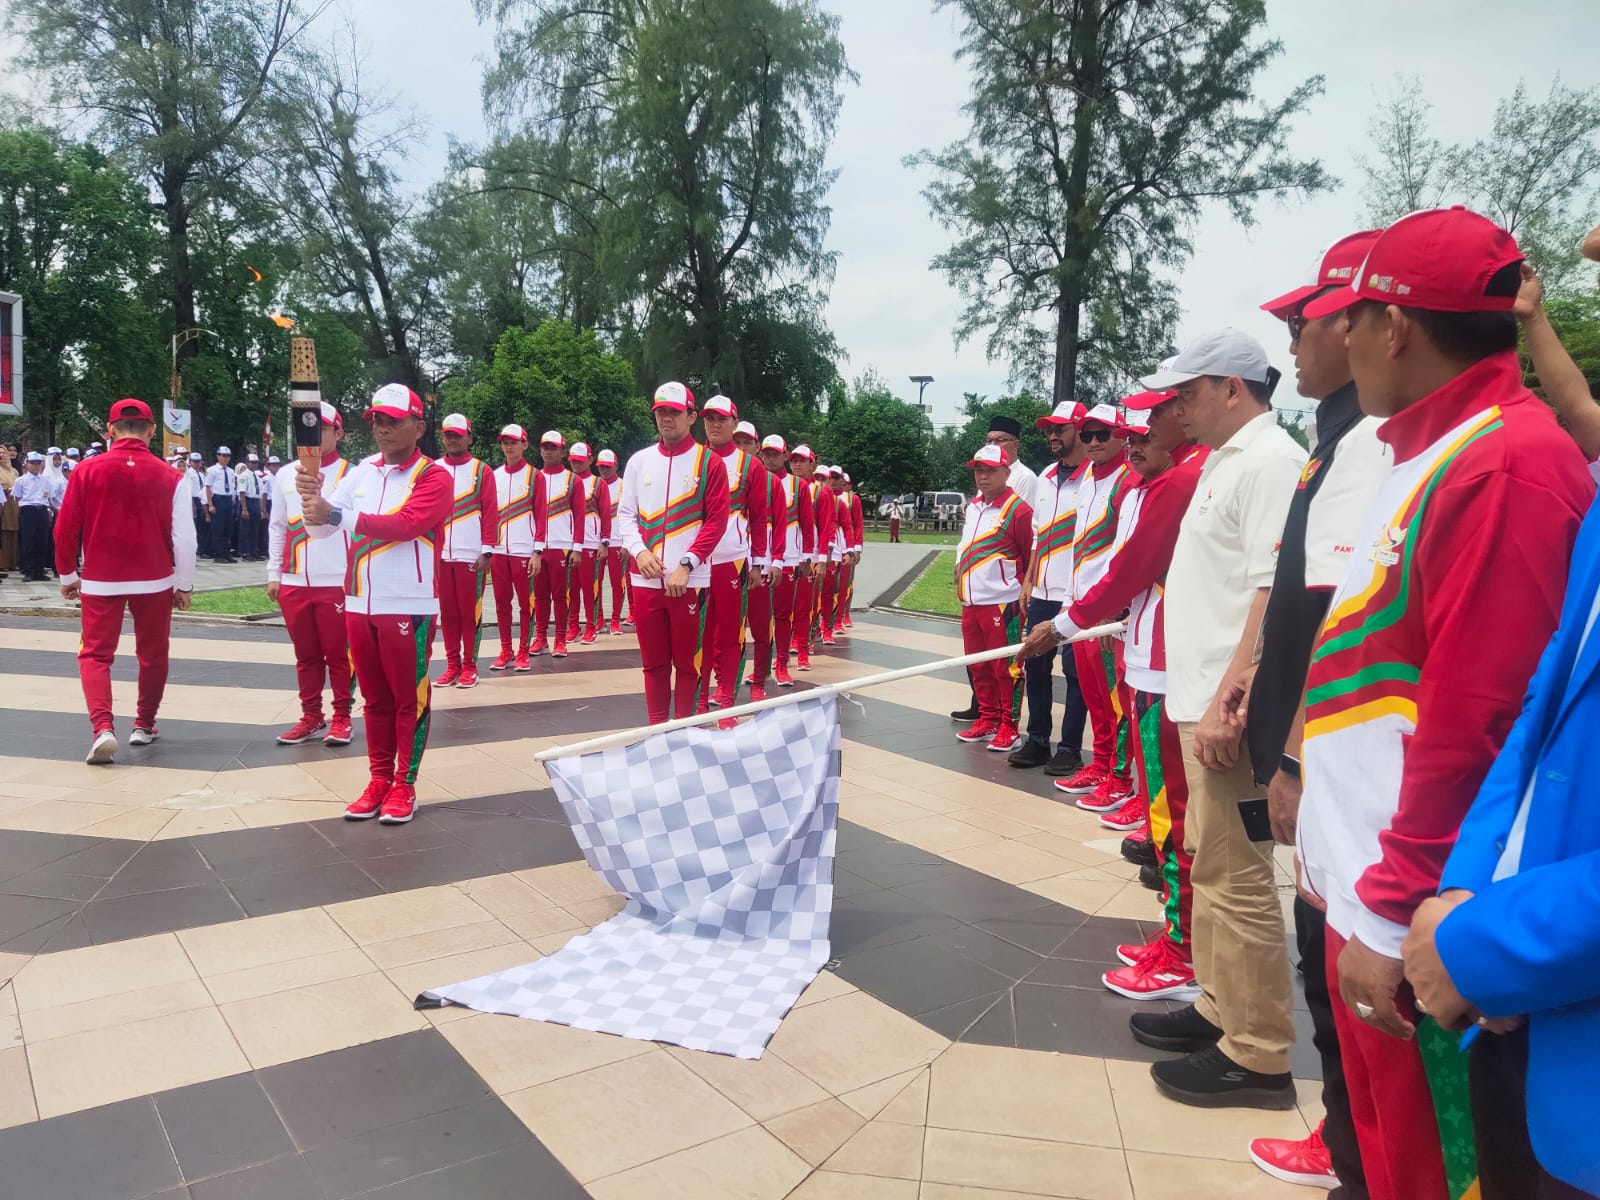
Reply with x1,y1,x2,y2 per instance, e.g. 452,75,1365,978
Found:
187,466,206,499
12,472,55,507
267,459,352,588
238,466,262,501
204,462,237,498
1007,459,1038,509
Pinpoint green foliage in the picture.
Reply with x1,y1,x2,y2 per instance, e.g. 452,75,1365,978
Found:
1525,296,1600,399
815,371,933,498
956,392,1053,471
459,321,643,461
895,550,959,616
926,426,972,492
908,0,1330,404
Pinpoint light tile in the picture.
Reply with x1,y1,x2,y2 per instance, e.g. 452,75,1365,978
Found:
919,1185,1063,1200
178,908,355,977
882,815,1004,854
382,942,544,1004
768,990,948,1097
840,1069,924,1120
27,1007,249,1119
1024,872,1124,915
922,1128,1132,1199
842,792,932,829
441,1010,652,1094
204,948,375,1006
878,1068,930,1125
586,1125,809,1200
823,1120,924,1179
1105,1059,1309,1161
362,919,520,969
12,934,197,1011
565,894,626,927
515,861,617,906
1125,1150,1311,1198
0,1046,36,1130
948,809,1044,839
793,970,857,1008
451,874,554,918
504,1050,751,1182
2,798,129,834
944,840,1081,885
928,1043,1120,1147
666,1044,829,1122
324,885,493,945
502,907,588,940
220,972,425,1068
151,808,250,839
790,1173,919,1199
21,979,214,1044
765,1098,866,1167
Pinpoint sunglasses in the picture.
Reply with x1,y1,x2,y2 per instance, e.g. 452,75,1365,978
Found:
1078,427,1115,444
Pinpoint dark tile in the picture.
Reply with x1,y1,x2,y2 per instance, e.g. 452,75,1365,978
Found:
187,1155,319,1200
1011,982,1170,1062
194,824,345,881
0,830,122,881
973,911,1085,957
355,843,500,893
830,867,880,900
417,792,531,820
360,1143,587,1200
833,821,890,852
0,892,79,948
918,990,1007,1041
0,1096,183,1199
100,840,217,899
963,989,1018,1047
0,868,107,902
829,888,962,958
923,923,1045,981
228,861,383,918
835,934,1011,1016
313,817,459,862
44,837,143,878
835,842,956,890
1023,956,1113,989
301,1099,529,1198
80,883,245,944
439,814,578,870
1050,916,1146,963
156,1072,295,1183
37,913,96,954
258,1031,490,1152
895,868,1055,923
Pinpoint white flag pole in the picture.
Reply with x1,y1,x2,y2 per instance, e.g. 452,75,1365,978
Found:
533,621,1127,763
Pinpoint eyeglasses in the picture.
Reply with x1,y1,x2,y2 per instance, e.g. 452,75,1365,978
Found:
1078,427,1115,444
984,433,1019,447
1287,313,1308,341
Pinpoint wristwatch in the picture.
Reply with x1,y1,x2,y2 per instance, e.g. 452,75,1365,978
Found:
679,555,697,570
328,508,344,528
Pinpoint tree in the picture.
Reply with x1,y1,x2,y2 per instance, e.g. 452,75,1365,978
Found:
956,391,1053,471
815,371,934,498
926,426,972,492
1524,295,1600,402
470,0,853,416
8,0,327,441
1356,82,1469,219
908,0,1330,405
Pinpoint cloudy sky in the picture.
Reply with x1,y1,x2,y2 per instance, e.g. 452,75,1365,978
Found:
346,0,1598,423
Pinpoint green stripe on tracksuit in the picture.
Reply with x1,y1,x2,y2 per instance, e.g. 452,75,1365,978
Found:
1101,640,1130,776
472,568,487,659
405,618,432,784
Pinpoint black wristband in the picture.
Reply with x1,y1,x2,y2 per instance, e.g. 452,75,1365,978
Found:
1280,753,1302,783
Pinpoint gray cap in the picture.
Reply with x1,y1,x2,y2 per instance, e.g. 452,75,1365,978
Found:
25,451,44,463
189,452,203,461
1140,329,1272,390
217,445,232,456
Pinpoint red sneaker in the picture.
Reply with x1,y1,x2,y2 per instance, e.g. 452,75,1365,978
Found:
717,717,739,730
581,626,598,645
1100,792,1147,831
610,617,623,635
489,649,514,671
1053,761,1107,795
1102,938,1200,1002
622,616,635,627
1076,776,1132,814
796,649,812,672
456,666,480,689
378,782,417,824
276,715,328,746
821,622,836,647
529,636,548,656
515,649,532,671
434,664,462,688
552,639,569,659
566,624,580,643
325,715,354,746
709,686,734,710
344,778,389,820
986,722,1021,753
1249,1122,1337,1191
957,718,999,743
1115,926,1168,968
749,683,768,703
774,664,795,688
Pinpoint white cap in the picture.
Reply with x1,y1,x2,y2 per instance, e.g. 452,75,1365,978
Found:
1117,410,1152,435
217,445,232,455
597,449,618,466
789,443,815,461
441,412,471,434
267,455,281,464
843,471,852,483
25,451,43,463
539,429,565,447
247,453,260,463
828,465,843,477
90,441,103,448
966,444,1013,468
189,452,203,461
66,447,80,457
761,434,787,452
1139,329,1271,390
47,446,61,455
1079,403,1121,428
499,423,528,441
320,401,343,428
734,420,757,438
652,381,694,411
702,394,737,418
569,442,591,460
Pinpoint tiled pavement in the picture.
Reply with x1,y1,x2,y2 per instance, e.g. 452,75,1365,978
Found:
0,609,1319,1198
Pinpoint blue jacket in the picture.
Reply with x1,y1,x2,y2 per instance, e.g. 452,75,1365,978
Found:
1437,492,1600,1195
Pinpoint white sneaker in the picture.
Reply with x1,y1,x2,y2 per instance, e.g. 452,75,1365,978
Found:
128,726,159,747
86,730,118,765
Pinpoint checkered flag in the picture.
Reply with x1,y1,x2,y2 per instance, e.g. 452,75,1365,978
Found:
421,695,840,1059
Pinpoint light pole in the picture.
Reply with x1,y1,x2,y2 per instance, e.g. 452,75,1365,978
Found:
170,328,219,400
909,374,934,415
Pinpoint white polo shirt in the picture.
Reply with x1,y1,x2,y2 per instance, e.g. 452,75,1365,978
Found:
1163,412,1306,723
1008,459,1038,508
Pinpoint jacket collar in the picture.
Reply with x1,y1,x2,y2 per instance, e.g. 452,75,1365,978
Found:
1377,352,1525,465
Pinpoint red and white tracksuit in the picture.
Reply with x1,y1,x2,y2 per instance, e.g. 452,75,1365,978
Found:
1070,456,1133,782
796,478,837,655
490,460,536,654
767,471,815,680
601,474,627,622
565,468,612,637
532,465,580,640
819,486,851,633
312,452,452,785
833,491,863,624
53,438,198,735
742,470,789,687
955,488,1033,726
615,436,730,723
436,455,498,672
268,454,356,722
698,444,782,707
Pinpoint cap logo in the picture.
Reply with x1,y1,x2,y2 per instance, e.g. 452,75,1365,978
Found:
1395,283,1412,296
1326,266,1354,280
1368,273,1395,293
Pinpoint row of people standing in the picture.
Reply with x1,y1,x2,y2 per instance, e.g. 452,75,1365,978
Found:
173,447,280,563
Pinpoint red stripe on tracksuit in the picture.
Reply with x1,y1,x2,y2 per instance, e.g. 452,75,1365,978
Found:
960,602,1019,724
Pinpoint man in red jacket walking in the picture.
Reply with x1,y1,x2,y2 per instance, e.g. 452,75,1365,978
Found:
55,398,198,764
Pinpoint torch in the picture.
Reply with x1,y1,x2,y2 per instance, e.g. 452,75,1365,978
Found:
289,337,323,474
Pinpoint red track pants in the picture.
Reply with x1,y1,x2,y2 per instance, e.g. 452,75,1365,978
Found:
533,549,569,640
566,549,601,633
437,560,485,671
1074,637,1131,783
78,590,172,735
791,567,817,656
959,602,1021,724
820,562,840,630
633,585,707,724
1325,928,1449,1200
347,611,435,785
771,567,800,671
837,560,854,622
279,584,354,721
746,571,775,684
1131,688,1192,958
699,560,748,706
604,546,628,622
490,553,533,652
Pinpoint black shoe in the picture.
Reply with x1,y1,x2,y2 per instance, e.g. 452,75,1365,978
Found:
1121,835,1157,867
1139,862,1163,891
950,703,980,723
1129,1003,1222,1053
1007,739,1050,769
1043,749,1083,776
1150,1044,1296,1110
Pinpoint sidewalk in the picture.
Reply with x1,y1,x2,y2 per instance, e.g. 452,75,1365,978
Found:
0,557,269,615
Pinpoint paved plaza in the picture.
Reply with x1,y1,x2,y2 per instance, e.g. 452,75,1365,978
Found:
0,595,1320,1198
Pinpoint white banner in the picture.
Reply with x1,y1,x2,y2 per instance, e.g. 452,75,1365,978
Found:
164,400,191,436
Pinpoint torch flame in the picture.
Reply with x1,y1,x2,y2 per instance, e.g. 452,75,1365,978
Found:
269,311,296,329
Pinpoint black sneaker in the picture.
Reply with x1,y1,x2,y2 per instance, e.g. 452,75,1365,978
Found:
1121,836,1157,867
1043,749,1083,776
1007,739,1049,769
1129,1003,1222,1053
1150,1044,1296,1110
950,703,980,723
1139,862,1163,891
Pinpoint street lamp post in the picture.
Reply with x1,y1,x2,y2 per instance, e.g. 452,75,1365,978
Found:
909,374,934,415
170,328,219,400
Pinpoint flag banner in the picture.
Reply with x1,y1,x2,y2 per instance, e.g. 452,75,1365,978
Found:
420,694,840,1059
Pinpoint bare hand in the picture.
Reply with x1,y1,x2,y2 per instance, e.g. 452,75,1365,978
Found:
1267,768,1302,845
301,495,333,526
1513,262,1544,321
1019,623,1058,661
1194,703,1244,771
1294,858,1326,912
293,469,322,502
797,560,812,580
1338,934,1414,1040
60,582,81,601
529,553,542,578
664,563,691,598
173,590,193,612
1402,891,1476,1030
475,553,491,574
266,581,281,604
1218,662,1259,730
635,549,665,581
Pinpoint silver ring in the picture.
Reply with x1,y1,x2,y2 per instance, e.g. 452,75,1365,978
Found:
1355,1002,1376,1020
1415,996,1429,1015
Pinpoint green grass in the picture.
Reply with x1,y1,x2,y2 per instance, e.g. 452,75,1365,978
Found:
863,528,960,546
188,586,276,616
894,551,959,616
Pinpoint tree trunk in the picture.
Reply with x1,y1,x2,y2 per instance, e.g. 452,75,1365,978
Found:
1050,0,1101,406
1052,291,1081,405
163,167,203,445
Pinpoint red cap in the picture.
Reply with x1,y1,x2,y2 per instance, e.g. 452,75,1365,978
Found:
1036,401,1087,429
653,381,694,412
967,444,1013,469
108,398,153,423
1120,389,1176,411
1303,208,1524,320
702,394,737,418
1260,229,1384,320
365,383,425,421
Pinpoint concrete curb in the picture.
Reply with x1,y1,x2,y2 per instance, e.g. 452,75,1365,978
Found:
871,549,940,610
1,605,285,629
